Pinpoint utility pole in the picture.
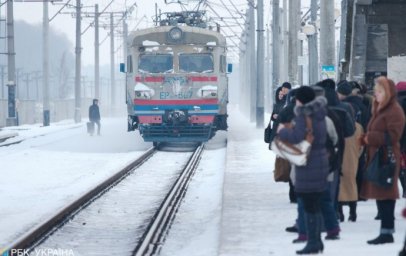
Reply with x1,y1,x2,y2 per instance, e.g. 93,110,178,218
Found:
23,73,30,100
256,0,264,128
272,0,280,95
0,65,5,99
282,0,288,83
249,1,256,122
320,0,336,74
43,0,50,126
110,12,116,112
308,0,319,85
32,71,41,101
74,0,81,123
6,0,17,126
95,4,100,100
288,0,300,85
266,24,270,111
123,18,128,104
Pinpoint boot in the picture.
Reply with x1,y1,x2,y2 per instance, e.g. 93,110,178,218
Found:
296,213,323,254
325,227,340,240
348,201,357,222
338,203,344,222
286,224,298,233
367,234,394,245
293,233,307,243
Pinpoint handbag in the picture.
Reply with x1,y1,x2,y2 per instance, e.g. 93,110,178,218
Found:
274,157,291,182
365,133,396,188
264,123,272,143
270,116,314,166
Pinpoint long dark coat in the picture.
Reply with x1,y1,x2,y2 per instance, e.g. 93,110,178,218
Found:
89,104,100,121
360,77,406,200
278,96,329,193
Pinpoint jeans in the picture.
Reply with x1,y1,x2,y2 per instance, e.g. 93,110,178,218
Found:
297,188,339,234
377,199,396,234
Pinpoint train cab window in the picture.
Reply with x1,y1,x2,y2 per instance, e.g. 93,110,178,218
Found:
127,55,133,73
179,53,214,73
220,55,226,73
138,54,173,73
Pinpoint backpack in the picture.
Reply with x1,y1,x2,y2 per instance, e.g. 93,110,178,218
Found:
326,108,345,172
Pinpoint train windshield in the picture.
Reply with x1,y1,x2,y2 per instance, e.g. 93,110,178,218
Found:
138,54,173,73
179,53,214,73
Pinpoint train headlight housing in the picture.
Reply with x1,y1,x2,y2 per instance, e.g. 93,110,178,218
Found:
197,85,218,98
134,82,155,99
168,27,183,41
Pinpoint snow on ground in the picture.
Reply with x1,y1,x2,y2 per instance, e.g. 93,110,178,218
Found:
219,104,406,256
1,107,406,256
0,118,151,248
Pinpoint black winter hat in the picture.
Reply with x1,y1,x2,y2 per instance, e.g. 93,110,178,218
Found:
295,86,315,105
282,82,292,90
317,79,336,90
337,81,352,96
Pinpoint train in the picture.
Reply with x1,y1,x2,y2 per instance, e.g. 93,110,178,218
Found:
123,11,230,144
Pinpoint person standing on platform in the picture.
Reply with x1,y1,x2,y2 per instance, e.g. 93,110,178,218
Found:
360,76,405,245
89,99,101,136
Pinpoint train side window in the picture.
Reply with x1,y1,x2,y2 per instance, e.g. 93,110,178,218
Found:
127,55,133,73
220,55,226,73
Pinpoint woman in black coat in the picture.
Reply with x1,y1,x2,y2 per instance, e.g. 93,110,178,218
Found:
278,86,329,254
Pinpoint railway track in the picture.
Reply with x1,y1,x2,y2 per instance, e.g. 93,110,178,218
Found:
3,144,204,256
2,147,157,254
134,144,204,256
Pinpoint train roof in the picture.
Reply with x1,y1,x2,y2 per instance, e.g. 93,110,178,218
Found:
128,26,227,48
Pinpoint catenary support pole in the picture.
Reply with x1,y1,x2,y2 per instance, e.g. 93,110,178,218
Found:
6,0,17,126
320,0,336,74
110,12,115,113
249,1,256,122
95,4,100,100
288,0,299,85
272,0,280,93
308,0,319,84
43,0,50,126
256,0,264,128
74,0,82,123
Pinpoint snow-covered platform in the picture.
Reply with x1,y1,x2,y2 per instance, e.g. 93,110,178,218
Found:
219,105,406,256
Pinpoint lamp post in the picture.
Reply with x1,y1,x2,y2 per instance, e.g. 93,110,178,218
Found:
303,24,318,85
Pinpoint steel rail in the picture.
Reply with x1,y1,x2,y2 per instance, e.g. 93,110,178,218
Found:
3,147,157,254
133,143,204,256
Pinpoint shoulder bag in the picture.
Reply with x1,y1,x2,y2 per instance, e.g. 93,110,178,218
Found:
264,123,272,143
270,116,314,166
365,132,396,188
274,157,291,182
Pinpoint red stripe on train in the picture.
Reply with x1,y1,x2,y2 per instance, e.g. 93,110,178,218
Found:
190,115,215,124
190,76,218,82
135,76,217,83
134,99,218,105
138,116,162,124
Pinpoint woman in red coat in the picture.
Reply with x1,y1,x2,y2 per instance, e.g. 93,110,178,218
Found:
360,76,405,244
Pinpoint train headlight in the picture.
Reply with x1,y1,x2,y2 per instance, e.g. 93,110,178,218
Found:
197,85,218,98
134,82,155,99
168,27,183,41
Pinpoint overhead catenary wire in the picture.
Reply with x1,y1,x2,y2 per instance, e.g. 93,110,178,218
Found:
49,0,72,22
206,2,245,51
81,0,115,35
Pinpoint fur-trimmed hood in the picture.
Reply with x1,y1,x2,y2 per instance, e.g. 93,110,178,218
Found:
294,96,328,120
